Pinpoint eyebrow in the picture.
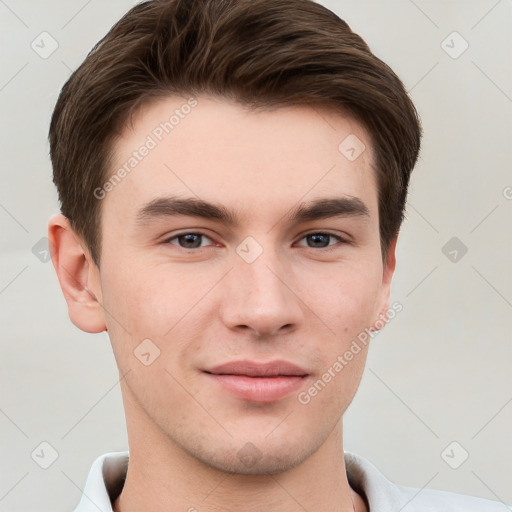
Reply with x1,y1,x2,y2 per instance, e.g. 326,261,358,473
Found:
134,195,370,228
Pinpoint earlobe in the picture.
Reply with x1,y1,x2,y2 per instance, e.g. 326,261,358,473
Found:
370,234,398,332
48,214,106,333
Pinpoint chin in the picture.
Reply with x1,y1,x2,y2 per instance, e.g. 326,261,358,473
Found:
186,436,318,476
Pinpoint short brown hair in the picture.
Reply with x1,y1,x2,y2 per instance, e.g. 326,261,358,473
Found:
49,0,421,266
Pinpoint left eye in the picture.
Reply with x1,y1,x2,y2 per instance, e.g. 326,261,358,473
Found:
167,233,214,249
296,232,344,249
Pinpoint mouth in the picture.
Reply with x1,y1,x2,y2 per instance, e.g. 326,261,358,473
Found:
203,360,309,402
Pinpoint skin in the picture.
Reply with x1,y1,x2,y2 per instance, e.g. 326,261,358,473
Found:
49,96,397,512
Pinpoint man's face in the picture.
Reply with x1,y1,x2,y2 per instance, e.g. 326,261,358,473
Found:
94,96,394,473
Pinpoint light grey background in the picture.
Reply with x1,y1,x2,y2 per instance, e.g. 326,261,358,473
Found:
1,0,511,510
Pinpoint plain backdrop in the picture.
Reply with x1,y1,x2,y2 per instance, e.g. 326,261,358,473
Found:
1,0,511,510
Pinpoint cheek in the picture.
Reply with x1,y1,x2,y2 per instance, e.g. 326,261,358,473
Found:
101,258,175,333
297,260,382,333
99,261,166,367
100,262,213,380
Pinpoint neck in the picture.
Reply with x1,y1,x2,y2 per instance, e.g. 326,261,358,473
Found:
114,391,366,512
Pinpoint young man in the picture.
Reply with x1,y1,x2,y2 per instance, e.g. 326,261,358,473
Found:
47,0,507,510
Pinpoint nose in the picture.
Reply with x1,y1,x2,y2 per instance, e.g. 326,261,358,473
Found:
218,245,303,338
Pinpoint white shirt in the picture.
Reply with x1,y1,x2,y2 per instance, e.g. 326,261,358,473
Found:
73,451,508,511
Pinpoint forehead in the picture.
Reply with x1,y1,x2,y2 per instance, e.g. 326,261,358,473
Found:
104,95,378,226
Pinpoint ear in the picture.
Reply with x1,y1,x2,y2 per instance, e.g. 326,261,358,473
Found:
370,234,398,332
48,213,106,333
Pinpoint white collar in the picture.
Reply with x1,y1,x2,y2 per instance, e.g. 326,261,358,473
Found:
72,450,505,511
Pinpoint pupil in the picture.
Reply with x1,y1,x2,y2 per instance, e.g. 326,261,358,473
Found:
309,234,329,248
181,234,201,248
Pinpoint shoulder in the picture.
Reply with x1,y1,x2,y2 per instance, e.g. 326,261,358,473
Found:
73,451,129,512
344,451,509,512
395,482,508,511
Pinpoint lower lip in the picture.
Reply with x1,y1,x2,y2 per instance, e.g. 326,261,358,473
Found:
205,373,307,402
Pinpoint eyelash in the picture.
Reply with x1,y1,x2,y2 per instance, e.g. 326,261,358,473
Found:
163,231,349,251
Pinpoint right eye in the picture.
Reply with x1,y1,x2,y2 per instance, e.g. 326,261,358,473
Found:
164,232,215,250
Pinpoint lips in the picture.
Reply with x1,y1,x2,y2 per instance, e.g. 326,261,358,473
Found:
203,360,309,402
204,359,309,378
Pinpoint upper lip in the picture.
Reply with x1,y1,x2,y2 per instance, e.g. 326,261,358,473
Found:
204,360,309,377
